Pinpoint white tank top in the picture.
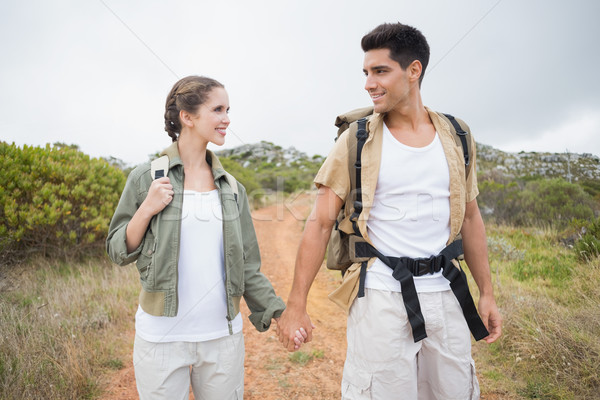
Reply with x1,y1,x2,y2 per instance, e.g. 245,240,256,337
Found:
135,189,242,343
365,123,452,293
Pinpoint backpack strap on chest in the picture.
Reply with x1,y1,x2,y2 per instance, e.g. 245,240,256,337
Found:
441,113,472,173
151,155,170,180
348,118,369,236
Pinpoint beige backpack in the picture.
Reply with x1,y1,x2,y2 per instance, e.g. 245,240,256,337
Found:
326,107,473,273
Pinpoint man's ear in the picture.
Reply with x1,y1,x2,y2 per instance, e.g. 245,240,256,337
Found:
408,60,423,83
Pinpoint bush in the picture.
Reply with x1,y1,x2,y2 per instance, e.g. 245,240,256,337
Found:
218,156,263,205
514,179,596,228
0,142,126,264
478,178,597,229
574,217,600,261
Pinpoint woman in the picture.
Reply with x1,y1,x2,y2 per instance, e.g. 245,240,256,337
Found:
106,76,302,399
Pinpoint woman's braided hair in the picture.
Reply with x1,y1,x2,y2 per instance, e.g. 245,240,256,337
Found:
164,76,224,142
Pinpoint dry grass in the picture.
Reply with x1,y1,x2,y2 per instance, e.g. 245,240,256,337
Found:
476,225,600,399
2,224,599,399
0,257,138,400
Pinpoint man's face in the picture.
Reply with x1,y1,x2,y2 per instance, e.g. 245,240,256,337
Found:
363,48,412,114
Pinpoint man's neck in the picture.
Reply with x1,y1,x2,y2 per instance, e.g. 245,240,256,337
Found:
384,97,429,132
383,97,436,148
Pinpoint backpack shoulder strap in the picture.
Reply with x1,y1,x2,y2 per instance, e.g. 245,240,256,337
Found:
151,154,239,203
224,171,239,202
333,107,374,237
150,155,169,180
335,106,374,138
346,118,369,236
440,113,473,179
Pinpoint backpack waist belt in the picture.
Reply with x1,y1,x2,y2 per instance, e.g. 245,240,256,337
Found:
354,240,489,343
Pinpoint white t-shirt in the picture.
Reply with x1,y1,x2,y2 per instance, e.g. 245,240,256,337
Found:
135,189,243,343
364,123,452,293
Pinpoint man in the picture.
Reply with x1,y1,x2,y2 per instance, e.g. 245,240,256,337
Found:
277,22,502,399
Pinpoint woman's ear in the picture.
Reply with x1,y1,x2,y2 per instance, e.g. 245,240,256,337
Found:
179,109,194,128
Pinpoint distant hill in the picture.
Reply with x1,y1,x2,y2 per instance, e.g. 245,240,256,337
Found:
216,141,324,194
217,140,600,183
476,143,600,182
216,141,324,169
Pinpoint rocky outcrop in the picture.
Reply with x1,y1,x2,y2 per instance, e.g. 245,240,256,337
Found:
477,144,600,181
217,141,600,182
216,141,324,170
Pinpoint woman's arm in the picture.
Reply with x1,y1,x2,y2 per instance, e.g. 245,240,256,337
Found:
106,172,173,265
125,177,173,252
237,184,286,331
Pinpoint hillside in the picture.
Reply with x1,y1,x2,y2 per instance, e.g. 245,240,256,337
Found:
477,143,600,181
2,141,599,399
217,141,325,169
216,140,600,184
215,141,324,195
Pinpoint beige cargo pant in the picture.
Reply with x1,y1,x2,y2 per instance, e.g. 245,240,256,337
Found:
342,289,480,400
133,331,244,400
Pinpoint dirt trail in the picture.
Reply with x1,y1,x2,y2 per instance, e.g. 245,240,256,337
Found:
101,191,501,399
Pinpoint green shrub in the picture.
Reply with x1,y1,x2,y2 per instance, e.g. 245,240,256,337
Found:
514,179,596,228
0,142,126,264
580,179,600,200
478,179,521,223
574,217,600,261
478,178,597,229
218,156,263,205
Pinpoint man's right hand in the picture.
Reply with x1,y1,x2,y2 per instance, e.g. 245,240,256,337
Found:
275,186,342,352
276,303,315,352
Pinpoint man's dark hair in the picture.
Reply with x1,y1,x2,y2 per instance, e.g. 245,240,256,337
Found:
361,23,430,86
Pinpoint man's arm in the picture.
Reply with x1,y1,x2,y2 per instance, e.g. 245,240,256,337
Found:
461,198,502,344
277,185,344,351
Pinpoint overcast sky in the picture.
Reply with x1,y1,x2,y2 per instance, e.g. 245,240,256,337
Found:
1,0,599,166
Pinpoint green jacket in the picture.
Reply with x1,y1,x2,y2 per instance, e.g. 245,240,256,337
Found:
106,142,285,332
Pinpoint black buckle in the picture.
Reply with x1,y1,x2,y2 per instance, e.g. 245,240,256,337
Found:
413,256,436,276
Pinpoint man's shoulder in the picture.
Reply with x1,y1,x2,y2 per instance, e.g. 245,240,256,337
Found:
427,108,472,134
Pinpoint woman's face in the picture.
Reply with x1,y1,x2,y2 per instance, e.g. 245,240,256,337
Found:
191,87,230,146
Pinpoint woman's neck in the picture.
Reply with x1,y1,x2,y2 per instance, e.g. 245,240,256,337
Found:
177,131,209,169
177,132,217,192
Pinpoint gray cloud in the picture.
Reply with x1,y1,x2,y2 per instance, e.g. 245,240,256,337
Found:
1,0,599,166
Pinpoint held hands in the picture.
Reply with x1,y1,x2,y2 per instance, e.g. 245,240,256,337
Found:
276,305,315,352
141,177,174,217
274,317,308,350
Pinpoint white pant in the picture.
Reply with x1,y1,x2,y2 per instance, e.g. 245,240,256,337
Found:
133,332,244,400
342,289,480,400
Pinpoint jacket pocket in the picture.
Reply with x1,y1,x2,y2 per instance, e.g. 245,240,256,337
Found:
136,234,155,285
